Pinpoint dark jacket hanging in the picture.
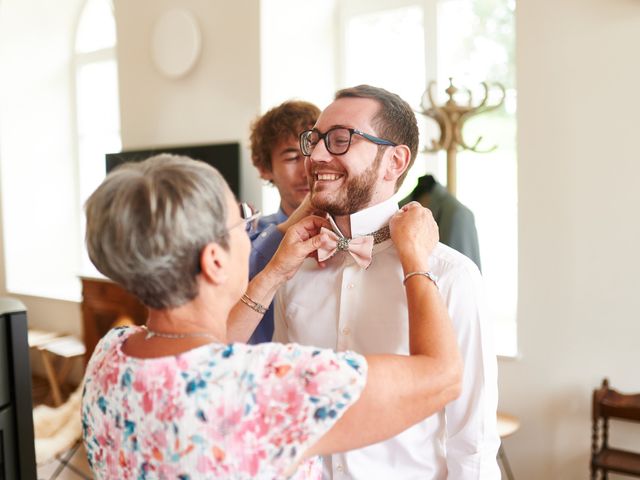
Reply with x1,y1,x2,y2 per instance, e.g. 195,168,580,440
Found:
401,175,482,270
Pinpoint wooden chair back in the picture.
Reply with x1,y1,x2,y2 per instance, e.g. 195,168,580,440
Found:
591,378,640,479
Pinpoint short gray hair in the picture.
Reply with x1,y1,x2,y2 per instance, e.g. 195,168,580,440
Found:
85,154,230,309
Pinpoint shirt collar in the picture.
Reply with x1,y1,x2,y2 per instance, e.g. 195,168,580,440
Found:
343,197,398,237
275,207,288,223
255,207,288,232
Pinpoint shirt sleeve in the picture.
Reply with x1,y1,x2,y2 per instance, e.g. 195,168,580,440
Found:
249,223,285,343
245,343,367,476
249,223,284,279
442,263,501,479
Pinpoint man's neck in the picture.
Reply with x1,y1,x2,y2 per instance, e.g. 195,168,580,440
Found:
280,203,295,217
332,197,398,238
333,215,352,238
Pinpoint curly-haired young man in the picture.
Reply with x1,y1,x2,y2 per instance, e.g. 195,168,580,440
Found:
247,100,320,343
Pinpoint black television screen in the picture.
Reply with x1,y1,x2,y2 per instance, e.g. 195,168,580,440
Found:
105,142,241,197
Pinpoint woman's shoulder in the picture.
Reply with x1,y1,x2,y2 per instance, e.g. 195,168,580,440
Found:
86,326,140,369
99,325,140,351
102,325,140,341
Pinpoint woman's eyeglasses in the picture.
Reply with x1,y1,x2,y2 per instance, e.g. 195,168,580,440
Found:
232,202,261,235
197,203,262,273
216,202,261,239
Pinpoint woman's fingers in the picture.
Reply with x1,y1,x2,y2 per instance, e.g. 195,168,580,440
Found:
390,203,439,258
268,217,332,280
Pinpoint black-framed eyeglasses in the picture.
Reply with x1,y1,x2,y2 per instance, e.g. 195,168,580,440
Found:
299,127,397,156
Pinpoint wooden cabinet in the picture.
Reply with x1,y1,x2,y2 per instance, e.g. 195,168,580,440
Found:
80,277,147,364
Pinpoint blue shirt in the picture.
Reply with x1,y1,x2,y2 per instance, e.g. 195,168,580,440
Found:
247,208,288,344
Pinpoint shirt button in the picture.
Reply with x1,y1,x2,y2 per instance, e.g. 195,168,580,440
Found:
336,464,344,472
261,232,268,238
347,283,355,289
341,327,351,336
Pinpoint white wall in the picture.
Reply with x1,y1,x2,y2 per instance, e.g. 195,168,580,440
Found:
259,0,337,213
260,0,337,111
114,0,262,207
499,0,640,478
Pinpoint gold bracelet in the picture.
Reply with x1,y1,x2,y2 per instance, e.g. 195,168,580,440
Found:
403,271,439,288
240,293,267,314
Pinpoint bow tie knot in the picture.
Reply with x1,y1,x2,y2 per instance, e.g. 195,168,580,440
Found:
318,227,374,269
316,216,391,269
336,236,351,251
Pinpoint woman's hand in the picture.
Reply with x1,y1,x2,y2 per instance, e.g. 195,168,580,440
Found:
389,202,439,271
276,194,326,234
266,215,330,282
228,215,328,343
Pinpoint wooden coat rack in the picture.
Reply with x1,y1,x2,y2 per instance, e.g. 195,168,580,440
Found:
420,78,505,195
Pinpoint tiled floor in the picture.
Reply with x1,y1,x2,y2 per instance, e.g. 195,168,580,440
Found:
33,375,93,480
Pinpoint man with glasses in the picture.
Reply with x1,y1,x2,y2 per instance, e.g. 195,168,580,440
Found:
247,100,320,343
274,85,500,479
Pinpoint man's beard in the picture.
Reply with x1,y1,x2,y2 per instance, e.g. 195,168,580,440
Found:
309,148,384,216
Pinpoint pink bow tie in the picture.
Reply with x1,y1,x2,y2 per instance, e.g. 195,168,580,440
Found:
318,227,374,269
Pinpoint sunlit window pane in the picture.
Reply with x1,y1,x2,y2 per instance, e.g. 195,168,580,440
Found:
76,59,121,273
344,6,426,111
76,60,120,137
77,132,121,204
75,0,116,53
437,0,518,356
344,5,430,202
74,0,121,276
341,0,518,356
77,131,121,275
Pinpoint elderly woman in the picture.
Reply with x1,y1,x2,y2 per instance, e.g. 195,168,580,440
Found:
81,154,461,479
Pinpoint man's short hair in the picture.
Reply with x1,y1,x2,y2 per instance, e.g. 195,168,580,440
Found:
335,85,419,191
249,100,320,175
85,154,230,309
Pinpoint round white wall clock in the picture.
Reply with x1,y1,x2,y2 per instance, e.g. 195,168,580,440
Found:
151,8,202,79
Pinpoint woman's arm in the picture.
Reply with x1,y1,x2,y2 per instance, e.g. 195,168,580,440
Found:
305,202,463,456
227,215,329,342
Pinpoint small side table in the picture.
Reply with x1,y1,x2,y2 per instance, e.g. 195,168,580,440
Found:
498,411,520,480
28,331,85,407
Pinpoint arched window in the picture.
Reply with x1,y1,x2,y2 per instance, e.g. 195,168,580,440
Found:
74,0,121,274
0,0,121,300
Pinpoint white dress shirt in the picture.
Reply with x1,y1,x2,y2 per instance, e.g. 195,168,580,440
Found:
274,197,501,479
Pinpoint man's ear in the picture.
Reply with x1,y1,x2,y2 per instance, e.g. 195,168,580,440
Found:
257,165,274,182
383,145,411,183
199,242,229,285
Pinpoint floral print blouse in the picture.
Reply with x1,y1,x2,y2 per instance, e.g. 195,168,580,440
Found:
82,326,367,479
